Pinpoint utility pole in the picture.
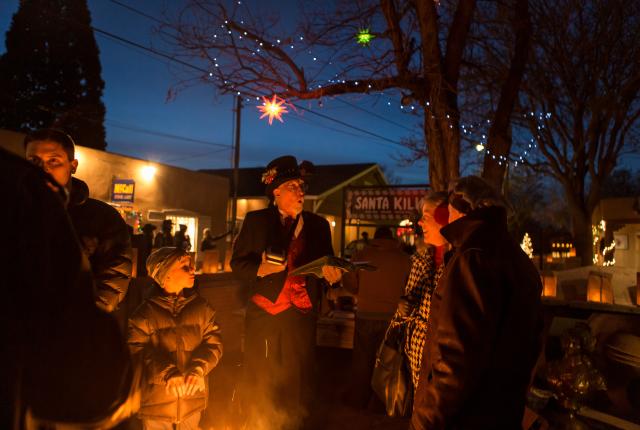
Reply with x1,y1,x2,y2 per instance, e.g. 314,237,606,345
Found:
230,95,242,235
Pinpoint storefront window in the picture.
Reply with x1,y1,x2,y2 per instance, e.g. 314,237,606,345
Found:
166,215,197,251
114,206,143,233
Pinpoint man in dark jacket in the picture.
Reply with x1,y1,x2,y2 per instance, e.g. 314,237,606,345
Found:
231,155,342,429
411,176,543,430
24,128,133,313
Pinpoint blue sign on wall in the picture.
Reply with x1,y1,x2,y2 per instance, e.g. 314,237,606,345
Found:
111,179,135,203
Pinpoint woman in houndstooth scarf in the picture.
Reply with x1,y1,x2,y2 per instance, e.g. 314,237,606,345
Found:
394,191,450,393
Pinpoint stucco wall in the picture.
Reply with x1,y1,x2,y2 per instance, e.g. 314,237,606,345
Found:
612,224,640,271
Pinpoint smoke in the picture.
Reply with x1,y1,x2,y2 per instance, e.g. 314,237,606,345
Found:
243,404,307,430
205,365,310,430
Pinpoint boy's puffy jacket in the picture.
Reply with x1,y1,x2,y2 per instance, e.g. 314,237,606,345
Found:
128,286,223,422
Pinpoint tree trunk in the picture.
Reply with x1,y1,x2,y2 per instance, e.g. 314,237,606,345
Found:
424,108,460,191
482,0,531,191
569,202,594,266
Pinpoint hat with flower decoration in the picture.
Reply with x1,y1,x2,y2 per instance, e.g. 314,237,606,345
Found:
262,155,314,198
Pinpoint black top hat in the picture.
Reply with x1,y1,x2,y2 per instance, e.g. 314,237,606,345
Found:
262,155,314,197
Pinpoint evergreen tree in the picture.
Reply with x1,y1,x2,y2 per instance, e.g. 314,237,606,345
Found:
0,0,106,149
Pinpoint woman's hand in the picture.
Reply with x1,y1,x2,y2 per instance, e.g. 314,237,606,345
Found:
397,296,414,317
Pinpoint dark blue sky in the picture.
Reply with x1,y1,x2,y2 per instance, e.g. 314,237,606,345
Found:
0,0,434,183
3,1,635,182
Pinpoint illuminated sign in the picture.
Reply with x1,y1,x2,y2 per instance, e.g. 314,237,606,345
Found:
111,179,135,203
346,187,428,221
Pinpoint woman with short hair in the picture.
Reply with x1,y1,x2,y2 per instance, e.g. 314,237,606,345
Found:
396,191,450,392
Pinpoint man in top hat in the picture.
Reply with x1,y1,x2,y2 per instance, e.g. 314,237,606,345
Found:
231,155,343,428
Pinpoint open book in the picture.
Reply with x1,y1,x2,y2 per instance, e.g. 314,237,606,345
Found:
289,255,376,278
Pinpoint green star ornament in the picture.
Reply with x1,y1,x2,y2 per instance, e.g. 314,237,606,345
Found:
355,28,375,46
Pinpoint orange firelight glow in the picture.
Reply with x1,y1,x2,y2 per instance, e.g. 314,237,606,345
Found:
258,95,288,125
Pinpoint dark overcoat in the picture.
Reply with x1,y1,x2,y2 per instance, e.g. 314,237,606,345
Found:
411,206,543,430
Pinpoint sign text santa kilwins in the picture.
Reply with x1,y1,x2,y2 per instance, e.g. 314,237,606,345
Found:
346,188,428,221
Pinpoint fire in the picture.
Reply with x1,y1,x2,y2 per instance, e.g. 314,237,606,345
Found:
257,95,289,125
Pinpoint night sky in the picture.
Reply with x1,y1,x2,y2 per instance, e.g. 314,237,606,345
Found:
0,0,432,184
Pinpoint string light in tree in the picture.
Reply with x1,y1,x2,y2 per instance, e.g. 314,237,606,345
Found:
257,95,289,125
209,17,546,161
355,28,375,46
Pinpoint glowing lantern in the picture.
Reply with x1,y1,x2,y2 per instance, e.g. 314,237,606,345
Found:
540,272,557,297
257,95,288,125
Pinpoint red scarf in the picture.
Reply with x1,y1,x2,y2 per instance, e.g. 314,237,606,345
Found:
251,230,312,315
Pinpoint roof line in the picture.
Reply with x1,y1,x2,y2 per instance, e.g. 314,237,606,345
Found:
315,164,386,200
202,162,378,173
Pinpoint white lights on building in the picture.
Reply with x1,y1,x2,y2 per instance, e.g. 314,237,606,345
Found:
141,165,157,182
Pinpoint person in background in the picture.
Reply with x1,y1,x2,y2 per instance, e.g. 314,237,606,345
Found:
154,219,174,248
24,128,132,314
396,191,450,395
200,228,217,252
342,226,411,410
411,177,543,430
174,224,191,252
129,247,222,430
231,155,342,429
138,224,157,277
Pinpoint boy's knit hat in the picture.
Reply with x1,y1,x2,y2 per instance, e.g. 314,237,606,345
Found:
146,247,188,286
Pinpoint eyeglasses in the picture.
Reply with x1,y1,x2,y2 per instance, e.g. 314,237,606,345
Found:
282,182,308,194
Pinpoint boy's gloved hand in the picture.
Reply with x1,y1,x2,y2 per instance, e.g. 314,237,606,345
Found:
166,375,186,397
184,372,206,396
